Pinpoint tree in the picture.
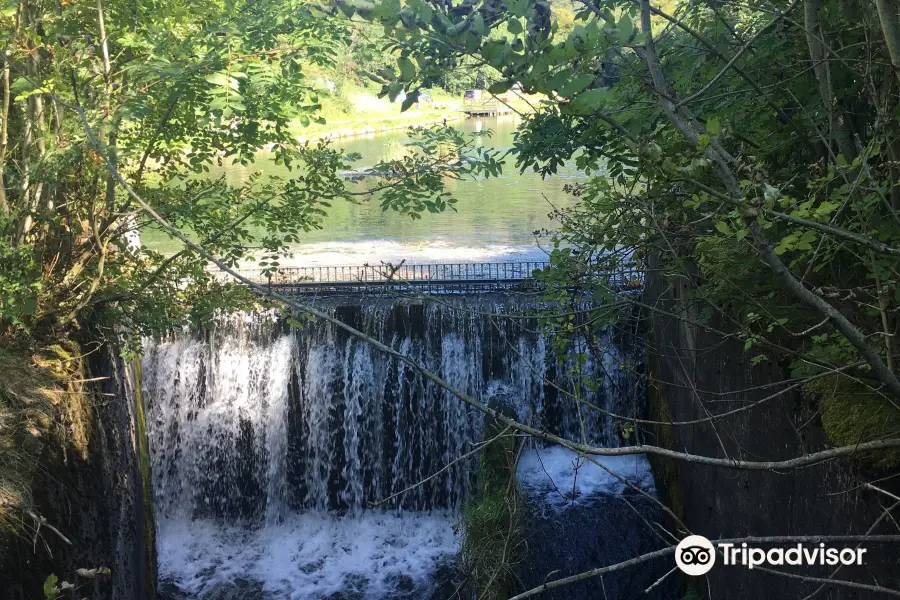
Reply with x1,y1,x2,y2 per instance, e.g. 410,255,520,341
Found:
343,0,900,424
336,0,900,594
0,0,499,344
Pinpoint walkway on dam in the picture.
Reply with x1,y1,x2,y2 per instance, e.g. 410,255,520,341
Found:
215,261,643,296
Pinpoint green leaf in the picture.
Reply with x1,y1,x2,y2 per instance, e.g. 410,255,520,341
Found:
472,12,485,35
559,74,594,97
545,67,573,92
43,574,59,600
464,29,482,51
21,295,36,315
507,18,523,35
617,14,633,44
697,133,710,151
508,0,530,18
400,90,419,112
568,88,609,114
205,72,230,86
488,80,512,94
414,0,433,21
706,117,721,137
482,39,509,63
715,221,732,236
398,56,416,82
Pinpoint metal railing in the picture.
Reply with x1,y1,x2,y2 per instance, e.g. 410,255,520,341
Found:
461,98,513,115
214,261,643,296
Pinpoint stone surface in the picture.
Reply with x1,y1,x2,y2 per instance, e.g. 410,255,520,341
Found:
200,578,265,600
644,266,900,598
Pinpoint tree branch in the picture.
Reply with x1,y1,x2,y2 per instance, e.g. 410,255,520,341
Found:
638,0,900,400
676,0,802,108
509,535,900,600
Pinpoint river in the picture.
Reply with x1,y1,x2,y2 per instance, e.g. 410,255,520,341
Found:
142,115,581,266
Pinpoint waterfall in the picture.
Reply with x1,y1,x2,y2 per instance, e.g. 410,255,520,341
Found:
144,298,644,598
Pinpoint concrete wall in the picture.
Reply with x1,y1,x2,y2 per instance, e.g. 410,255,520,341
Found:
644,269,900,598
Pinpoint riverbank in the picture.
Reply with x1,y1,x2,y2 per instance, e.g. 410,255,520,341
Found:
296,111,465,144
291,88,533,143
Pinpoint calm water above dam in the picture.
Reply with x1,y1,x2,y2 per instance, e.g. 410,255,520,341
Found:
142,116,582,266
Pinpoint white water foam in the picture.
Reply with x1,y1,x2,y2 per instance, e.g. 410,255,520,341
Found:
157,512,459,599
144,305,646,598
235,239,550,268
516,446,656,509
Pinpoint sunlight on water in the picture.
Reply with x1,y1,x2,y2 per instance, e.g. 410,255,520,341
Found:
235,239,552,268
142,117,583,263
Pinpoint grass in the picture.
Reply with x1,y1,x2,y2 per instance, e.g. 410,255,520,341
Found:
290,81,534,139
0,347,57,539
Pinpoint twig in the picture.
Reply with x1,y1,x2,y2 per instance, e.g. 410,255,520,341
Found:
371,427,513,507
27,510,72,546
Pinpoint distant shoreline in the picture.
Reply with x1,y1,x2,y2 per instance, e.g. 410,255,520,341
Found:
296,113,466,145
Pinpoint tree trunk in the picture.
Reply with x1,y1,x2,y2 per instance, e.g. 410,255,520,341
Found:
0,55,10,217
875,0,900,86
804,0,856,160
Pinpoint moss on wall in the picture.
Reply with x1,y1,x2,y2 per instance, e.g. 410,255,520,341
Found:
461,403,525,600
811,375,900,468
643,342,685,528
0,343,91,543
133,359,158,597
0,341,158,600
644,336,699,600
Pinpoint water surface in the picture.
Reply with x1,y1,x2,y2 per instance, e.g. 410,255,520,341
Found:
143,116,580,266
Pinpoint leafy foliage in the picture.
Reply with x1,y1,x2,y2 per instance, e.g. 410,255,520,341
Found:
356,0,900,449
0,0,498,345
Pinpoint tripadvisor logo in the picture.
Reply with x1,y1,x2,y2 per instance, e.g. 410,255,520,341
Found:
675,536,868,576
675,536,716,576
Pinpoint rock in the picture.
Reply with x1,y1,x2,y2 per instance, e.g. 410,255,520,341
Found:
384,573,416,596
486,383,528,423
322,573,369,600
427,558,467,600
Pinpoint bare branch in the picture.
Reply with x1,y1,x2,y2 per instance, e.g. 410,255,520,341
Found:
676,0,802,108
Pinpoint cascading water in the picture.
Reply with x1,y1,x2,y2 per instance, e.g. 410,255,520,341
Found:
144,298,646,599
